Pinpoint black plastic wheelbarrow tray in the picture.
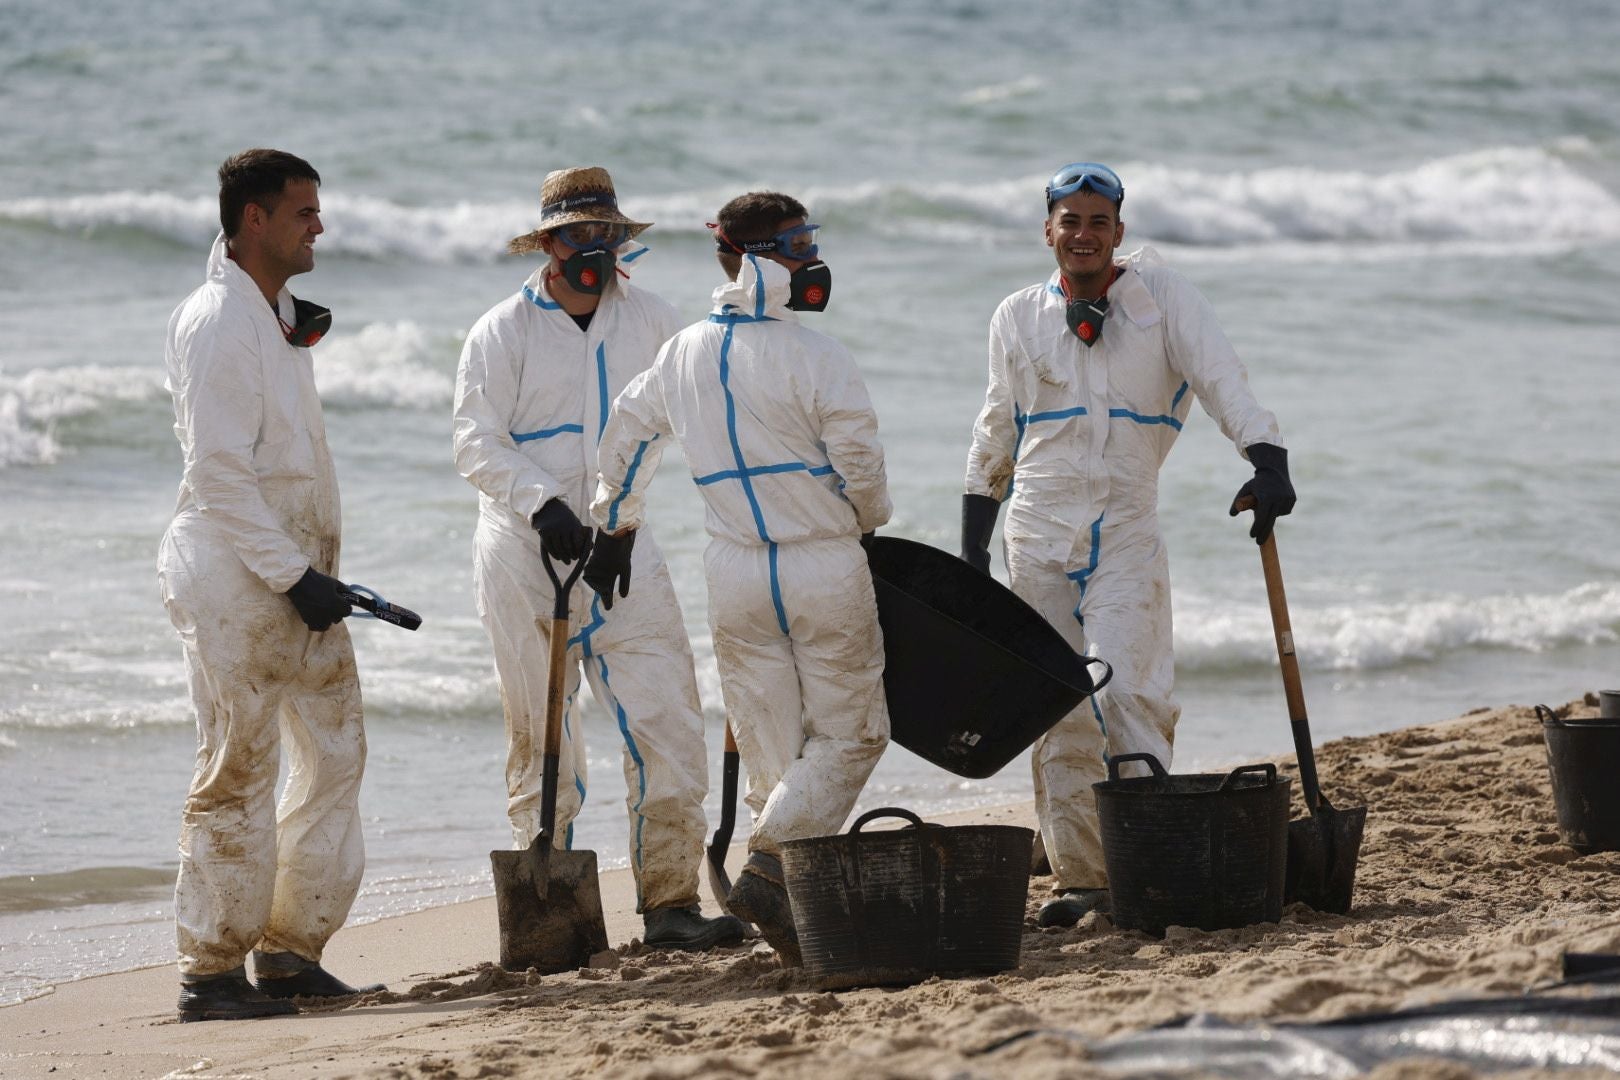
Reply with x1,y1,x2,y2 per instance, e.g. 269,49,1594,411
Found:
865,536,1111,779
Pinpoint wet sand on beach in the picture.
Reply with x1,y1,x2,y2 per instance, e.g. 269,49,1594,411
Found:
4,699,1619,1079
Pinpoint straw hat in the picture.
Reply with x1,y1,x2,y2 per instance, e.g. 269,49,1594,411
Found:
506,166,652,255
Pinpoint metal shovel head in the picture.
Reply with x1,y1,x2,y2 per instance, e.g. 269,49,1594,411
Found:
490,836,609,973
1284,798,1368,914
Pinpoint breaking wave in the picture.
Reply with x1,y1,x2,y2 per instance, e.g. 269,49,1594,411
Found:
0,322,454,468
1177,581,1620,672
4,144,1614,261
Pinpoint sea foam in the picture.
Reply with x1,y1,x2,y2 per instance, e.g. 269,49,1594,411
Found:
313,321,456,410
1176,580,1620,672
0,322,453,468
5,144,1614,261
0,364,167,467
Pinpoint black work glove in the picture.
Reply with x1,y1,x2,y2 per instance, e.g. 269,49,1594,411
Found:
583,529,635,610
531,498,592,564
1229,443,1296,544
285,567,353,631
960,493,1000,575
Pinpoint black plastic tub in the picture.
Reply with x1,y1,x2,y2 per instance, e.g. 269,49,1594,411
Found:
865,536,1111,779
1537,705,1620,854
780,807,1032,990
1094,753,1290,937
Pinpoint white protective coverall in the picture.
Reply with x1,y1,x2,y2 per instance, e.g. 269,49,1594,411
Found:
591,255,891,856
158,233,365,977
453,264,709,911
965,247,1282,891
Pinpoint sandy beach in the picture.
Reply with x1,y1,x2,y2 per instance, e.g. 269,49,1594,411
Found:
5,697,1619,1079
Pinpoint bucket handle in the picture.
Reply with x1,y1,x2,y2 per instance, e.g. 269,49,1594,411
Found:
1083,655,1114,693
1107,752,1168,782
849,806,930,834
1534,704,1557,726
1217,762,1278,792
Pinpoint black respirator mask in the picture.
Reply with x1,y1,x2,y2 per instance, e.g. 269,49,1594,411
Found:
279,297,332,348
561,248,616,295
788,261,832,312
1065,295,1108,347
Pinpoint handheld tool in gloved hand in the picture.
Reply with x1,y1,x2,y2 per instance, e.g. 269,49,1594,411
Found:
1236,495,1366,914
338,584,422,631
490,546,610,973
704,721,740,914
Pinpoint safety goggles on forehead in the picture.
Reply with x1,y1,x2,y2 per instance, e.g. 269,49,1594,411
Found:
1045,162,1124,210
555,221,630,251
711,222,820,261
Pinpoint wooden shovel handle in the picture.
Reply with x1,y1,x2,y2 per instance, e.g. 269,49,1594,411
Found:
1256,535,1309,725
1235,494,1323,811
543,615,570,759
538,548,588,841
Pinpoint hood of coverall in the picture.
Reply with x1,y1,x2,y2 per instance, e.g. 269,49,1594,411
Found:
710,254,801,323
207,230,301,329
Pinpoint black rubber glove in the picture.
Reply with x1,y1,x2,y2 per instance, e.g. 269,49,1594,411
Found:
1229,443,1296,544
531,498,592,564
583,529,635,610
960,493,1000,575
285,567,353,631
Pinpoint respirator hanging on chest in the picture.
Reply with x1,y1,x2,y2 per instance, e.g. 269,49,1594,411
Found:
1065,295,1108,347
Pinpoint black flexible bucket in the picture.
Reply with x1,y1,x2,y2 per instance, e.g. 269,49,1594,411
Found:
780,807,1032,990
1536,705,1620,854
866,536,1111,779
1094,753,1290,937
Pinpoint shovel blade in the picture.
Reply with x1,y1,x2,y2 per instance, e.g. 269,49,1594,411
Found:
490,839,609,973
1284,801,1368,914
705,842,734,914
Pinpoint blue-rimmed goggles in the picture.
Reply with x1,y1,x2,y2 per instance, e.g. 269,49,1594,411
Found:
714,222,820,261
1045,162,1124,210
554,220,631,251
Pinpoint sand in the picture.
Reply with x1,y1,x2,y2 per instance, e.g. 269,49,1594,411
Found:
4,698,1619,1079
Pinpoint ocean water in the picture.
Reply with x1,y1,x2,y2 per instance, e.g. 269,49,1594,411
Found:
3,0,1619,1005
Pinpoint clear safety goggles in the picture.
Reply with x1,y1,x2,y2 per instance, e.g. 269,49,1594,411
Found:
1045,162,1124,209
737,223,820,261
555,221,631,251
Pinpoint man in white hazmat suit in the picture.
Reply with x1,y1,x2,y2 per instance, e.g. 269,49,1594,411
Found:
159,149,383,1022
961,162,1296,928
453,167,744,951
588,192,891,964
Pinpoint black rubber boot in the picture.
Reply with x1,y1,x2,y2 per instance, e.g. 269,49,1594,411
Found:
251,951,386,999
643,904,748,951
1036,887,1111,928
178,968,299,1022
725,853,801,966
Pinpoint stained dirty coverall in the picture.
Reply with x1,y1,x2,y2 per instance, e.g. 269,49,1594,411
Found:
158,233,365,976
592,255,891,856
965,247,1282,890
454,266,708,911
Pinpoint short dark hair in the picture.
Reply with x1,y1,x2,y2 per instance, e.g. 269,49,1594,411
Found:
218,149,320,239
715,191,807,278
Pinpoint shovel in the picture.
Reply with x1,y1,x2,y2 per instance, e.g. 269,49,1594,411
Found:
1238,497,1367,914
490,547,610,972
704,721,740,913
